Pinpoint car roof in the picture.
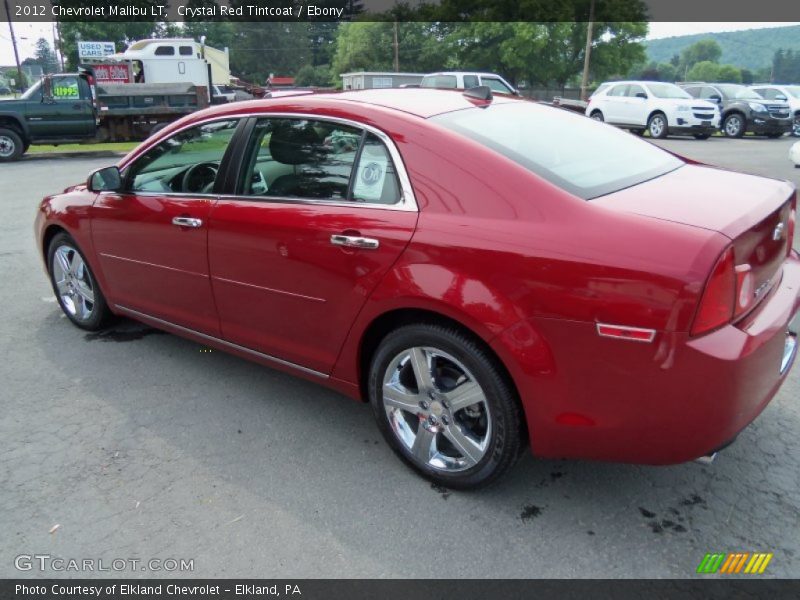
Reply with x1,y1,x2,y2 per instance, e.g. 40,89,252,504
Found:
195,88,519,121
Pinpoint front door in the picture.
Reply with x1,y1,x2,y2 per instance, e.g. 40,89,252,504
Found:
90,118,241,335
26,75,95,138
208,117,418,374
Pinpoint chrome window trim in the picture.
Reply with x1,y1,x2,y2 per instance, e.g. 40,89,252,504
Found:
119,112,418,212
115,305,329,379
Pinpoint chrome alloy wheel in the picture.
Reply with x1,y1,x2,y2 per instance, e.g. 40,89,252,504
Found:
725,115,743,137
382,346,492,472
649,115,665,138
0,135,16,158
52,244,95,321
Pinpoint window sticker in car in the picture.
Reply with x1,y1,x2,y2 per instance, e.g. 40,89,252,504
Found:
353,155,388,202
53,80,79,99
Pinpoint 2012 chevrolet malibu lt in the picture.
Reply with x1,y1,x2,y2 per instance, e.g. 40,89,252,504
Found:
34,88,800,489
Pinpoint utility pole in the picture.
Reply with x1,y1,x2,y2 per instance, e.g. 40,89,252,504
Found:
393,21,399,72
579,0,595,102
4,0,24,92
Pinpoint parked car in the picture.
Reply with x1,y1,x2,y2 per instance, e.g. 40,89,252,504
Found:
0,84,11,95
35,89,799,489
680,82,792,138
212,84,237,104
585,80,720,139
420,71,519,95
749,84,800,137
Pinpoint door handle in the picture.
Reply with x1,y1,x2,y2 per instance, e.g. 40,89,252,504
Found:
172,216,203,228
330,234,380,250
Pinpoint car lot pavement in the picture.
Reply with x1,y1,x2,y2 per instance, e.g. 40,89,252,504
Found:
0,140,798,579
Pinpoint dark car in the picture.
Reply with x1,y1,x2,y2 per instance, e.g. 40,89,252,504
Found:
34,89,800,489
681,83,793,138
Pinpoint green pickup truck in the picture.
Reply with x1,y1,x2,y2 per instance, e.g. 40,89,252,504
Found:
0,68,208,161
0,69,97,160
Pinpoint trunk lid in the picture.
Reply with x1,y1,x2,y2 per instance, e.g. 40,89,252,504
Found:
594,164,795,314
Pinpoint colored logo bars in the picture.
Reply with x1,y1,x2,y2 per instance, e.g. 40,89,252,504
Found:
697,552,773,574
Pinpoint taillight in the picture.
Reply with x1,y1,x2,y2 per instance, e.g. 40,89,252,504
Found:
691,246,735,336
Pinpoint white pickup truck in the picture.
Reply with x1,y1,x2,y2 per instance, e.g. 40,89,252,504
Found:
420,72,519,95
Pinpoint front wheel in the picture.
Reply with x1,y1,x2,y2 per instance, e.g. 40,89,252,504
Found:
590,111,604,122
369,324,523,489
647,113,668,139
47,233,113,331
723,114,746,138
0,127,24,161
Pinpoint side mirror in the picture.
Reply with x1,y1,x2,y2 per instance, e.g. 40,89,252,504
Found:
635,92,647,99
709,94,722,103
776,94,787,101
42,76,54,103
88,166,122,192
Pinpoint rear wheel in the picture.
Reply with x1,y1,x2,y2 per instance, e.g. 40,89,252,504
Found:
723,113,746,138
590,111,604,122
647,113,668,139
0,127,24,161
369,323,522,489
47,233,112,331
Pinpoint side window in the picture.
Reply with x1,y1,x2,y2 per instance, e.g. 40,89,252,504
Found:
683,86,699,98
126,119,238,194
239,118,360,200
155,46,176,56
756,88,776,100
463,75,479,88
352,134,401,205
179,46,194,56
52,76,80,101
607,85,628,97
699,86,718,100
627,84,646,98
482,77,513,94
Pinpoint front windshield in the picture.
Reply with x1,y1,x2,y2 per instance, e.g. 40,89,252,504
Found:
645,82,691,99
432,102,683,200
20,81,42,99
717,84,761,100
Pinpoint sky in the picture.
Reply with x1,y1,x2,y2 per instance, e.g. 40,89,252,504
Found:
2,21,800,68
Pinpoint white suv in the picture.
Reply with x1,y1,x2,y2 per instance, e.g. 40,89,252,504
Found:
585,81,720,139
749,84,800,136
420,72,518,95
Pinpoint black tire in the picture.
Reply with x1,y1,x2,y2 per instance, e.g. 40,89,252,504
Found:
693,133,711,140
647,113,668,139
47,232,113,331
0,127,25,161
723,113,745,138
368,323,523,489
766,133,783,139
590,110,604,122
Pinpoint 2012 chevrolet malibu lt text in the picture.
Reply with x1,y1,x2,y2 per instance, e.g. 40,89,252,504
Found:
34,88,800,488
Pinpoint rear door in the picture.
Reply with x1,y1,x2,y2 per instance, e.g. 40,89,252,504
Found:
599,84,629,123
618,83,648,125
208,116,418,374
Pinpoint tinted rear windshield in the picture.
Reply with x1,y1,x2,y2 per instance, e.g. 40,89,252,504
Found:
431,102,683,199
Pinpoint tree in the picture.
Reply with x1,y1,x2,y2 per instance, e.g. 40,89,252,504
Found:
678,39,722,78
685,60,741,83
34,38,59,74
715,64,742,83
294,64,332,87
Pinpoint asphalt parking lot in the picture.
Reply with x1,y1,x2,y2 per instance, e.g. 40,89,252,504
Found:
1,136,799,579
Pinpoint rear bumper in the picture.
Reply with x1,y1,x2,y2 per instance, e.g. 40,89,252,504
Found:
500,252,800,464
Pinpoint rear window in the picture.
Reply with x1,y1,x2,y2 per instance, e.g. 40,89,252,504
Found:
431,102,683,199
421,75,457,89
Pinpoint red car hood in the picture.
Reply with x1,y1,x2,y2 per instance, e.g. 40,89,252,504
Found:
593,164,793,240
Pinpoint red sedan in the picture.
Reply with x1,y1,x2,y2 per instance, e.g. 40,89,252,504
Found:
35,88,800,488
